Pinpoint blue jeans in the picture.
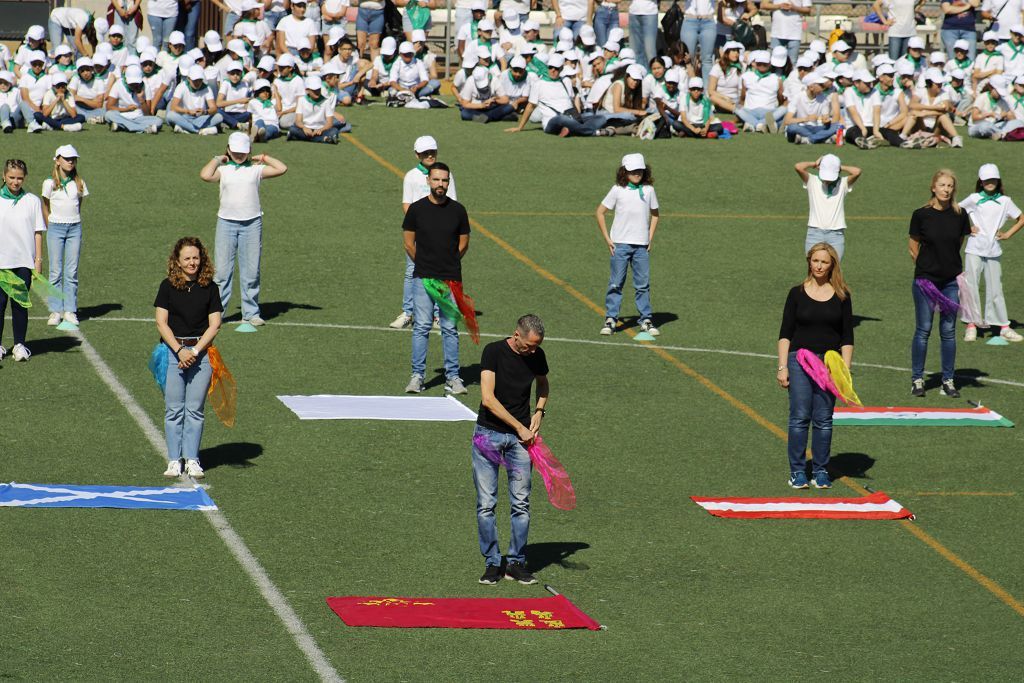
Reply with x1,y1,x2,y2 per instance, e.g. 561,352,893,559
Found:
264,10,287,30
941,28,976,60
105,111,163,132
254,120,281,140
787,122,840,144
148,14,178,51
595,5,619,47
681,17,717,82
223,12,241,36
472,424,532,566
912,278,958,381
166,110,223,132
214,216,262,320
543,114,602,136
968,119,1024,138
605,243,652,320
888,35,911,61
47,221,82,313
410,276,460,380
460,103,515,122
357,7,385,35
175,1,202,49
771,37,800,65
112,13,140,50
786,351,835,475
287,124,338,142
402,254,440,318
736,105,786,128
164,345,212,462
805,227,845,261
420,79,441,97
33,112,85,129
220,110,251,128
629,13,659,72
0,266,30,345
560,18,586,39
76,105,105,121
48,19,74,54
0,104,24,128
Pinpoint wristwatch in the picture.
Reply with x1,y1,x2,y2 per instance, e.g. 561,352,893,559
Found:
535,408,546,416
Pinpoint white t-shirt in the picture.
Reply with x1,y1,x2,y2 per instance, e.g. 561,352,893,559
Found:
528,78,575,127
218,164,264,220
274,74,306,108
173,81,215,111
911,86,949,127
710,62,742,103
876,86,901,124
497,71,534,99
219,80,252,112
403,167,458,205
805,175,851,231
41,178,89,224
651,83,682,111
248,98,280,126
41,89,76,118
0,87,21,110
70,74,107,103
558,0,588,21
50,7,93,29
276,15,317,50
460,79,494,103
883,0,918,38
296,92,337,128
771,0,811,42
961,192,1021,258
684,94,719,124
18,71,51,106
148,0,180,18
388,58,428,88
0,191,46,269
741,71,780,109
1000,41,1024,77
108,79,144,119
629,0,659,15
682,0,716,18
789,91,833,119
321,0,351,32
843,88,878,126
601,184,659,245
982,0,1023,40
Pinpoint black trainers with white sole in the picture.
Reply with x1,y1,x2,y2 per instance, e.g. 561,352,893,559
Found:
504,562,537,585
479,564,502,585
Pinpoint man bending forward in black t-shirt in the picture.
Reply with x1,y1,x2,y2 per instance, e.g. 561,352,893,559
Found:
472,314,550,586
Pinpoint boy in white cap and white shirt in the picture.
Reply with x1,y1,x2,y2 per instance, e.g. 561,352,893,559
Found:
388,41,430,100
945,68,974,122
783,73,841,144
410,29,442,97
793,154,861,260
367,36,400,95
104,66,163,133
459,66,516,122
167,64,223,134
36,72,85,132
843,70,882,148
140,48,173,112
391,135,457,329
496,55,535,113
158,31,187,72
17,52,52,133
946,39,975,79
273,54,306,127
895,35,927,77
287,75,340,142
248,78,282,140
974,31,1005,88
596,153,660,337
217,61,253,129
106,25,130,69
15,26,48,79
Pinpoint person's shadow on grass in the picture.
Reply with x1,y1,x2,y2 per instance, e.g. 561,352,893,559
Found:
524,542,590,572
30,335,81,356
828,452,876,480
617,312,679,333
926,368,988,392
199,442,263,470
423,363,481,391
77,303,123,320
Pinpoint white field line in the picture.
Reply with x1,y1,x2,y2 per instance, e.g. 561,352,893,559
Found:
69,328,343,683
53,316,1024,390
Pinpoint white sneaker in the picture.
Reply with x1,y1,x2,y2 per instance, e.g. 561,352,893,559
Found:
599,317,615,335
755,123,766,133
109,122,120,132
198,126,218,136
88,116,104,124
950,135,963,148
389,312,412,329
63,122,83,132
404,374,424,393
63,311,79,325
0,345,6,361
792,134,804,144
640,319,661,337
27,121,42,133
173,124,185,133
742,123,754,132
964,324,977,342
47,312,62,326
1001,327,1023,342
765,116,778,134
184,459,205,478
146,124,159,134
12,344,31,361
247,314,265,326
163,459,182,477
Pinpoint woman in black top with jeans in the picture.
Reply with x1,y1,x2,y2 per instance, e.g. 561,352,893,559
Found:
908,169,972,398
778,243,855,490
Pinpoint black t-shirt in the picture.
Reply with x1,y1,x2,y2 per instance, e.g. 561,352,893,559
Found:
477,339,549,434
779,285,854,354
154,278,223,337
909,205,971,284
402,196,471,281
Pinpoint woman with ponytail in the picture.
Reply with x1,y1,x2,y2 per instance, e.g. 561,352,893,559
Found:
41,145,87,327
908,169,972,398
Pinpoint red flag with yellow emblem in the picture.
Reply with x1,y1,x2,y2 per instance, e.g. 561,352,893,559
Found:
326,595,600,630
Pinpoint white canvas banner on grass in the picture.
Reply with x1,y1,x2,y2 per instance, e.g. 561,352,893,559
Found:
277,394,478,421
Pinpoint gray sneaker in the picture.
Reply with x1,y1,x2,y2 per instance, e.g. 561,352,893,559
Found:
405,374,424,393
445,377,468,395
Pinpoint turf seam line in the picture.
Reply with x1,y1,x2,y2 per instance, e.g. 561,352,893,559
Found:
341,132,1024,620
69,328,345,682
39,316,1024,390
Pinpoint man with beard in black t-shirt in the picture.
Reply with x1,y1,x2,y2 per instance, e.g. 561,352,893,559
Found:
401,161,471,395
472,314,549,586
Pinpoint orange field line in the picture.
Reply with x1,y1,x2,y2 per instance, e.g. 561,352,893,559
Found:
342,132,1024,619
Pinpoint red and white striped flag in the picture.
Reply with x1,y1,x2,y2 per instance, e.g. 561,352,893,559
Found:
691,491,913,520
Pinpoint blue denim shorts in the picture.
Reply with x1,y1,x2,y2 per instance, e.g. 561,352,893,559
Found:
357,7,385,34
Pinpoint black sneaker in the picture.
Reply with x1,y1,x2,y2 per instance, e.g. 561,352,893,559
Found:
504,562,537,585
940,379,960,398
479,564,502,585
911,378,926,397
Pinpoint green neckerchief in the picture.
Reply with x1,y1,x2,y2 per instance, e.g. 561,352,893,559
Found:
1013,93,1024,108
696,95,711,123
876,85,894,96
382,56,397,72
855,88,871,104
905,54,920,67
510,70,526,83
981,50,998,67
304,93,324,105
955,57,971,69
258,97,274,108
416,163,429,175
186,80,205,93
726,62,742,74
469,19,478,36
111,42,126,51
58,63,76,72
226,159,252,168
823,179,839,197
59,173,76,192
952,85,964,94
836,84,846,94
279,72,297,81
28,69,46,81
0,184,25,203
752,69,772,80
978,190,1003,204
627,182,645,199
540,71,559,82
831,57,840,66
1007,42,1024,58
526,59,546,77
988,91,1000,107
300,51,322,63
606,57,619,69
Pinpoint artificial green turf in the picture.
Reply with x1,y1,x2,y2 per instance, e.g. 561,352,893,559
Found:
3,111,1023,680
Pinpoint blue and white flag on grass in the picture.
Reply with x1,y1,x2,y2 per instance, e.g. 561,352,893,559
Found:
0,482,217,510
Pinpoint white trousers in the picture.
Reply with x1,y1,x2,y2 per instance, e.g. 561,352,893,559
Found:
961,253,1009,327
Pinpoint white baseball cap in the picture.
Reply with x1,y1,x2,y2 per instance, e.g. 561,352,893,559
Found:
93,17,109,33
109,24,125,36
1011,24,1024,36
929,51,947,64
876,63,896,77
277,53,296,67
871,54,894,68
136,36,152,52
187,64,205,81
258,55,276,71
979,163,1000,181
27,25,46,41
802,73,827,87
28,50,46,64
751,50,771,64
321,62,344,76
625,63,646,80
519,44,536,56
603,40,620,52
723,40,744,52
664,71,680,84
819,154,841,182
854,69,875,83
509,55,527,69
92,53,110,66
579,26,596,45
76,57,94,70
924,67,947,84
226,60,244,73
53,144,79,160
399,41,415,54
0,70,14,84
304,75,322,90
908,36,925,50
547,53,565,69
381,36,397,54
949,68,966,80
228,132,251,154
140,48,158,63
328,26,348,44
472,66,490,87
809,39,827,54
983,30,999,42
503,13,520,30
834,63,854,78
50,72,68,86
462,53,480,68
558,27,573,42
125,67,145,84
54,45,73,58
186,48,205,61
164,30,184,46
411,29,427,42
831,40,851,53
688,77,704,89
953,39,970,51
621,153,646,172
608,27,625,43
797,54,817,69
896,61,916,77
478,19,495,32
228,39,247,55
619,48,636,61
413,135,438,153
1016,75,1024,85
253,78,272,91
522,20,540,32
470,0,486,9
